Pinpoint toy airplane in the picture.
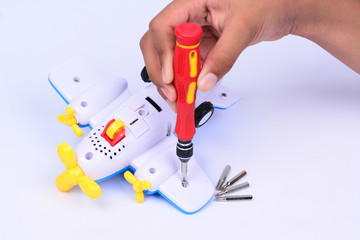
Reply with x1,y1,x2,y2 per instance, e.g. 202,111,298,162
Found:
49,58,240,214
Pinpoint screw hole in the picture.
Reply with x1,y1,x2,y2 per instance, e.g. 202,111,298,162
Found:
73,77,80,83
149,168,156,174
85,152,93,160
220,92,227,99
138,109,147,116
81,101,88,107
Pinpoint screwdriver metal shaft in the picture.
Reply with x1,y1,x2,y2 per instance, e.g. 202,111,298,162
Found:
181,162,188,187
222,170,247,190
215,182,249,196
215,195,253,201
216,165,231,190
177,140,193,187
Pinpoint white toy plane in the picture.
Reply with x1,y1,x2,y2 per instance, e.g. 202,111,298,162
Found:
49,58,240,214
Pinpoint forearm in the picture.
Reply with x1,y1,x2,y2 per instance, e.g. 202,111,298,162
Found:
295,0,360,73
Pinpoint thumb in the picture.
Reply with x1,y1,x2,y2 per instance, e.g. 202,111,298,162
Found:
198,21,250,91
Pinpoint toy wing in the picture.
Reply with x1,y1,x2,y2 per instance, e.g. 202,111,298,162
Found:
48,58,130,128
130,135,214,214
196,84,241,110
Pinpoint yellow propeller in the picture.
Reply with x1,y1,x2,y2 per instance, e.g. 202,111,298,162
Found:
124,171,151,203
55,142,102,199
57,107,83,137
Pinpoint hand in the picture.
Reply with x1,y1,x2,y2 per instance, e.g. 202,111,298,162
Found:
140,0,360,111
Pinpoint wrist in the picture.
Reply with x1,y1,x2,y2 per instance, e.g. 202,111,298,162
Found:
290,0,360,73
290,0,318,38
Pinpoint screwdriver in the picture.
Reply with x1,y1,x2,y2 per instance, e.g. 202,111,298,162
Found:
173,23,203,188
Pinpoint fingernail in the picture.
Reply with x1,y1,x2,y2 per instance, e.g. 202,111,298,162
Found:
160,87,172,102
198,72,218,91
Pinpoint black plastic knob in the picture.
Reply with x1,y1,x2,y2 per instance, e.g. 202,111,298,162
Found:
141,66,151,83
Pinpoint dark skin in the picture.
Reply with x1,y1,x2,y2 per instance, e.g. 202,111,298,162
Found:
140,0,360,111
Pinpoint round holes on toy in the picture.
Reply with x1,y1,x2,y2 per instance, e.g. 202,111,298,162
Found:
149,168,156,174
81,101,88,107
73,77,80,83
85,152,93,160
220,92,227,99
138,108,148,116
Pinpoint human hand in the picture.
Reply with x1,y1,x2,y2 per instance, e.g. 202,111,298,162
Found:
140,0,301,111
140,0,360,111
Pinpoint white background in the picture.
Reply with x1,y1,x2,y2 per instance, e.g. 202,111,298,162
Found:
1,1,359,239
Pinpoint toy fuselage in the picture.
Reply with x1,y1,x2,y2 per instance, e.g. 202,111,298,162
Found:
50,58,240,214
77,85,176,182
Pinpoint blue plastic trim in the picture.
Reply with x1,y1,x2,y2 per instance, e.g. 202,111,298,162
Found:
95,165,135,183
214,98,241,110
48,78,69,104
49,77,92,129
79,123,92,129
144,189,157,195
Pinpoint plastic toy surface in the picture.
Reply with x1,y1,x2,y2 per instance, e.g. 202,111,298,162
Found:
49,58,240,214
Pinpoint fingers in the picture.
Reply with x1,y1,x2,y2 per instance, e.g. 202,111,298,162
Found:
157,86,177,112
141,0,207,109
198,19,251,92
149,0,205,84
148,0,204,84
141,0,249,103
140,31,177,103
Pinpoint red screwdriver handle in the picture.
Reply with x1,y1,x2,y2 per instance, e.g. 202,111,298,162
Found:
174,23,203,142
